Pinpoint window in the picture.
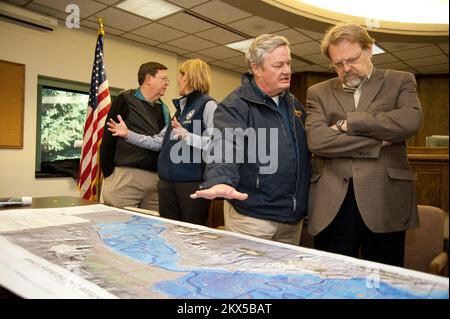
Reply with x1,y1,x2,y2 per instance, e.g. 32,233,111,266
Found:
36,76,122,178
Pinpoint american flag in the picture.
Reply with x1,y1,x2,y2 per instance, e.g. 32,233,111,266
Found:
78,32,111,200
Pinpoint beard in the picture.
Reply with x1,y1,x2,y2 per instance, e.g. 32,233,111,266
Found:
343,73,364,88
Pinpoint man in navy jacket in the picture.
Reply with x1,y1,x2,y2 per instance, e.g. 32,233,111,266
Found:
192,34,310,245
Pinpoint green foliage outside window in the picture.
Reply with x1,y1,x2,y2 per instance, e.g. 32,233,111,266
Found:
40,87,88,162
36,76,122,176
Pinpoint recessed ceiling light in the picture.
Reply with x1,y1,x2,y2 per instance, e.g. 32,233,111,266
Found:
372,43,385,55
296,0,449,24
226,38,254,53
117,0,182,20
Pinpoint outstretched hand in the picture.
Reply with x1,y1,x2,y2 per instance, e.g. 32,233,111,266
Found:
191,184,248,201
107,115,129,138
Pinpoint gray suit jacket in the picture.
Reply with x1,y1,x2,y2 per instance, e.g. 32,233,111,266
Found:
305,68,422,236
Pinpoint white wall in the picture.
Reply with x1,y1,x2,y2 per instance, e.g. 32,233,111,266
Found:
0,20,241,198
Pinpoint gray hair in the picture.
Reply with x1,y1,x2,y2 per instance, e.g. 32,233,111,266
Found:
245,34,290,73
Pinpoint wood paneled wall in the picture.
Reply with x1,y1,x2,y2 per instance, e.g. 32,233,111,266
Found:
408,75,449,147
408,147,448,212
291,71,334,107
291,72,449,147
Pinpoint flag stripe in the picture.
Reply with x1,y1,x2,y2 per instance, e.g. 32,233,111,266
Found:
78,34,111,201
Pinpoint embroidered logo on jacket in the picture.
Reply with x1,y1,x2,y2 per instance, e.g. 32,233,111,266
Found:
185,110,195,121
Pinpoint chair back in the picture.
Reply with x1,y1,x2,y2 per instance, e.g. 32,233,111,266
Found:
404,205,445,273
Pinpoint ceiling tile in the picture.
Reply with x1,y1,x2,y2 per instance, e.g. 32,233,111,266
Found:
276,28,311,45
9,0,447,77
302,53,328,64
132,23,186,42
25,3,67,20
406,54,449,68
377,42,428,52
81,19,124,35
182,52,215,63
415,63,449,74
227,16,288,37
166,35,216,51
295,27,324,40
196,27,246,45
196,46,242,59
3,0,29,6
375,61,412,70
158,12,215,33
166,0,209,8
120,33,159,46
87,7,151,31
371,53,399,64
34,0,106,18
191,0,251,24
290,41,321,56
222,55,247,67
393,45,443,60
232,67,248,74
156,43,189,55
438,43,449,54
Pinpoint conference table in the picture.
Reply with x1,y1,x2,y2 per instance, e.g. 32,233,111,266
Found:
0,196,93,298
0,196,93,210
0,196,448,299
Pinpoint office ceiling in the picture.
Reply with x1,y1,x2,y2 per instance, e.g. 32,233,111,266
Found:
2,0,449,75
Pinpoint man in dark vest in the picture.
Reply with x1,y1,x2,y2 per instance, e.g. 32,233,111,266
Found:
100,62,170,212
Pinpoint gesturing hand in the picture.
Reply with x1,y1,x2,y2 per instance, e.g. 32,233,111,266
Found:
171,116,182,128
171,116,188,140
107,115,129,138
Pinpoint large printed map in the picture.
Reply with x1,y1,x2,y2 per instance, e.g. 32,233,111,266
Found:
0,204,448,299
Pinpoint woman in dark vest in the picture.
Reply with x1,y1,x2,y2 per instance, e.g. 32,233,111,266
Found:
106,59,217,226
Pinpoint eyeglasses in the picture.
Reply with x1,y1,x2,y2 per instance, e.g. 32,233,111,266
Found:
155,76,170,83
330,50,364,70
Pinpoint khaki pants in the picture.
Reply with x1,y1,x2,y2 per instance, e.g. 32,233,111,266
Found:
101,167,159,212
223,200,302,246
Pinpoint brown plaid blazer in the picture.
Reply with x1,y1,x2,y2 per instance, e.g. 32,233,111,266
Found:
305,68,422,236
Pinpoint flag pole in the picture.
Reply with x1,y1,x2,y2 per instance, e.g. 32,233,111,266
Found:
94,16,105,202
79,16,111,201
91,17,105,201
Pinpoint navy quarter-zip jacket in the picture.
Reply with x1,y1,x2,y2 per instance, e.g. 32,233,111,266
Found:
201,74,311,223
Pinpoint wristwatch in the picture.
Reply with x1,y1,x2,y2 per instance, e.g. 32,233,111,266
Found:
336,119,345,132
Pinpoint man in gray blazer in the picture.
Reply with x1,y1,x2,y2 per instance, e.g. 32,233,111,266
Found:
305,23,422,266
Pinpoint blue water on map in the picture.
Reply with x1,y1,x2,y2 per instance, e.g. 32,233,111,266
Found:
95,215,448,299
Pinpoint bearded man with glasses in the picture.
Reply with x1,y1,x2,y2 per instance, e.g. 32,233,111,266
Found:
305,23,422,267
